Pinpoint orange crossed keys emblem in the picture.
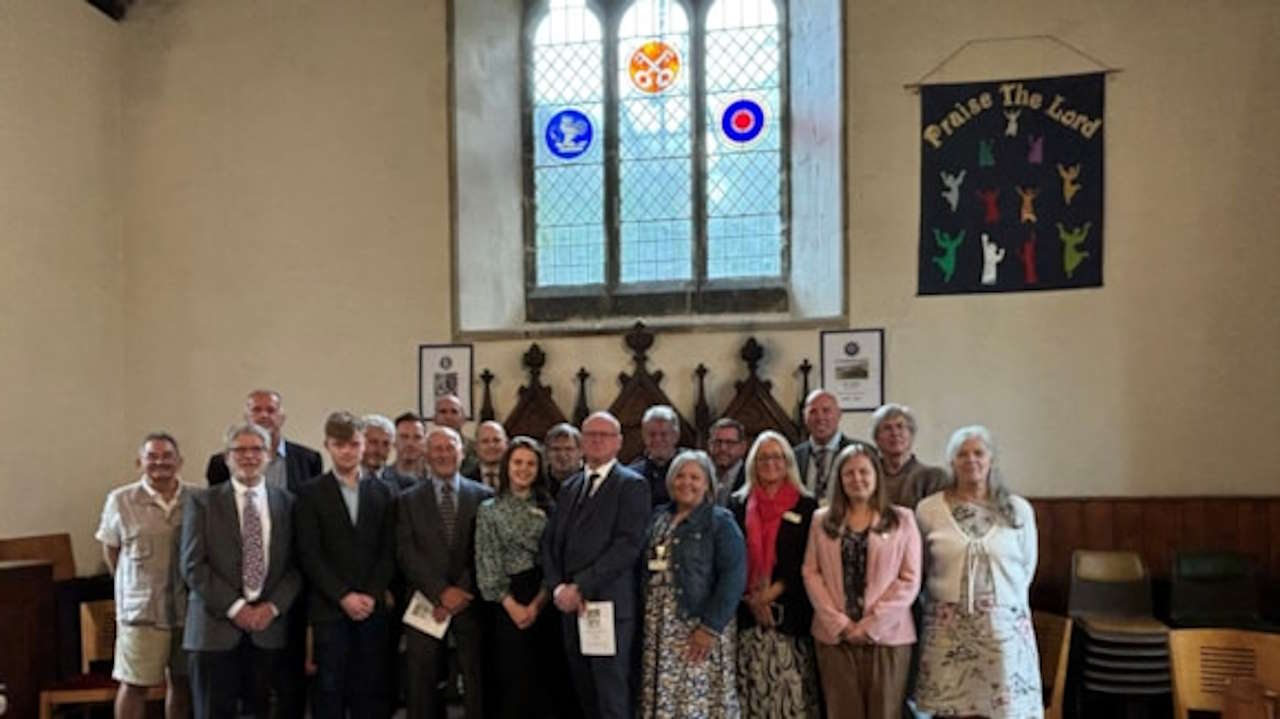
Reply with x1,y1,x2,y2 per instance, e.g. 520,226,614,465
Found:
628,40,681,94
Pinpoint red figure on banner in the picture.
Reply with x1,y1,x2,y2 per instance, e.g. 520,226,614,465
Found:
1017,231,1038,284
976,188,1000,224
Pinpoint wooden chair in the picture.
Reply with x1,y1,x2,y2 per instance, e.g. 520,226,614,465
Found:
1169,628,1280,719
1033,611,1073,719
1223,676,1279,719
38,599,166,719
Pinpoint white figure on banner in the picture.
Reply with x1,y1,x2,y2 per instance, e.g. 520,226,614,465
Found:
1004,109,1022,137
980,232,1005,286
940,169,966,212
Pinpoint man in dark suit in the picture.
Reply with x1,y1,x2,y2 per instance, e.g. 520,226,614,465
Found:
396,425,493,719
464,420,507,490
792,388,861,503
540,411,649,719
182,423,301,719
203,389,321,718
626,404,688,508
205,389,323,493
295,412,397,719
708,417,749,505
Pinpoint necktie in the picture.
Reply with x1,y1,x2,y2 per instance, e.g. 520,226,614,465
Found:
586,472,601,499
813,448,832,499
241,489,266,594
439,480,457,545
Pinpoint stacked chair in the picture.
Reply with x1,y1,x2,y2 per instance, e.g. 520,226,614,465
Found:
1170,551,1275,631
1168,628,1280,719
1068,550,1171,713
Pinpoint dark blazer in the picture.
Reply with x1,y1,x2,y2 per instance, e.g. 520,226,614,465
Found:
793,434,862,494
294,473,397,623
540,463,649,620
206,440,323,493
729,492,818,637
627,450,688,508
396,475,493,601
181,482,302,651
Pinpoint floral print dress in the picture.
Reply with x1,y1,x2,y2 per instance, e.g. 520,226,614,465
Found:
640,512,741,719
914,501,1043,719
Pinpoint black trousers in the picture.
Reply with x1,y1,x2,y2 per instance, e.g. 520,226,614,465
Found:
404,605,485,719
560,610,635,719
487,570,581,719
312,611,391,719
189,635,288,719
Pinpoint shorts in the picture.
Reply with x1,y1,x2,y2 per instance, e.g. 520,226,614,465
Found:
113,624,187,686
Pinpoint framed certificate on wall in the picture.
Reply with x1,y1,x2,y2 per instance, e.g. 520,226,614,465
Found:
418,343,474,419
819,329,884,412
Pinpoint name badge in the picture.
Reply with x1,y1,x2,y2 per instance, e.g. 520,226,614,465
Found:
648,559,670,572
783,511,802,524
530,507,546,518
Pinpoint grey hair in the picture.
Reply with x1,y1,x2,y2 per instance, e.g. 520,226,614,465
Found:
664,450,716,505
870,403,918,439
944,425,1020,527
426,424,464,450
803,388,837,410
224,422,271,451
362,414,395,436
641,404,679,431
735,430,808,500
545,422,582,446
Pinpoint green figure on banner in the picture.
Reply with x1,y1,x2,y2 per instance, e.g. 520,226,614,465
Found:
931,228,966,282
1057,221,1092,279
978,139,996,167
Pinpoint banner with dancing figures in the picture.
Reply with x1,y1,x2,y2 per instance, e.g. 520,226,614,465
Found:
918,73,1104,295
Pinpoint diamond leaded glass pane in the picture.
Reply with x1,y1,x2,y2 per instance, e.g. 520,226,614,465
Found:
533,0,605,287
705,0,783,279
617,0,693,283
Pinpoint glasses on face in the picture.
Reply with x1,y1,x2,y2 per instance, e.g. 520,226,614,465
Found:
582,431,619,440
709,438,744,447
756,452,786,463
230,446,267,455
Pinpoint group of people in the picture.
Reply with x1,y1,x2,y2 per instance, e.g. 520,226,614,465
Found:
97,387,1042,719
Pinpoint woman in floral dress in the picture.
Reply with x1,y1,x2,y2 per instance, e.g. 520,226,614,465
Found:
639,450,747,719
913,425,1042,719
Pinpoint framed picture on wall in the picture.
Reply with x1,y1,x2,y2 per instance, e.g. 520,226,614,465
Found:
418,343,474,420
819,329,885,412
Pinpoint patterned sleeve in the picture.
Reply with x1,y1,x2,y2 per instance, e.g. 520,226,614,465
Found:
95,491,121,547
474,500,509,602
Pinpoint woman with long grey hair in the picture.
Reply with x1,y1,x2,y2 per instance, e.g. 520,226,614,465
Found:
912,426,1042,719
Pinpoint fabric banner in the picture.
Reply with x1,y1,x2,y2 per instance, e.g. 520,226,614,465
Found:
918,73,1104,295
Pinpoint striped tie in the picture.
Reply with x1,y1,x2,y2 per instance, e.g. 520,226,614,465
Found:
439,480,457,546
242,489,266,593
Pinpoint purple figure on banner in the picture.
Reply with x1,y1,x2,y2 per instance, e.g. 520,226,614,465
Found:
1057,221,1092,279
1027,135,1044,165
1057,163,1083,205
978,139,996,167
1015,186,1039,224
931,228,965,283
975,188,1001,224
1003,109,1021,137
940,169,966,212
980,233,1005,286
1017,231,1039,285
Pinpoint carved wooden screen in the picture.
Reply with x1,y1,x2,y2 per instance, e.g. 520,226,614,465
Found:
719,337,801,445
502,344,570,442
606,323,698,463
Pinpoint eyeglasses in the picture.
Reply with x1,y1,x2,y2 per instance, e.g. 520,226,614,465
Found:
709,438,744,447
582,431,619,440
756,453,786,463
230,446,267,455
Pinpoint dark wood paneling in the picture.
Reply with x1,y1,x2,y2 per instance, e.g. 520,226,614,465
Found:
1028,497,1280,617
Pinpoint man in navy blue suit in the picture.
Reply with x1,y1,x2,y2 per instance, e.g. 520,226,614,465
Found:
540,411,649,719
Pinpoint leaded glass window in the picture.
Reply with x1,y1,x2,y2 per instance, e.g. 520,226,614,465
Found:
525,0,788,317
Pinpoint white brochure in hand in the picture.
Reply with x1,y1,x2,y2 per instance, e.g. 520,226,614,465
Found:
577,600,617,656
403,591,450,639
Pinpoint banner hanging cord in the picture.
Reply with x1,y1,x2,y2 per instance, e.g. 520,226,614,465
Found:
904,34,1122,92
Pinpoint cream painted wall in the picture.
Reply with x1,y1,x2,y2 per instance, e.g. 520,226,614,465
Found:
6,0,1278,573
0,1,124,573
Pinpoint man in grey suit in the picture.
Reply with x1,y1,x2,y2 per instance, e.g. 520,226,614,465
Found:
396,425,493,719
540,411,649,719
793,388,863,503
182,423,301,719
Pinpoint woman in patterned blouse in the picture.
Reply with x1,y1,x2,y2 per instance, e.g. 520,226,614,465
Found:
802,443,922,719
474,436,575,719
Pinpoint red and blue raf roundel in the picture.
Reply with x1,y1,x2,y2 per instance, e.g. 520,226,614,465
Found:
721,99,766,145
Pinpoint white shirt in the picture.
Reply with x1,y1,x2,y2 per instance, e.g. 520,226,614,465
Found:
584,458,617,497
228,476,273,616
915,492,1038,612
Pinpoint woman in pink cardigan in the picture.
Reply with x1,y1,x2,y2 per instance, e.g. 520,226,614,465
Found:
802,443,922,719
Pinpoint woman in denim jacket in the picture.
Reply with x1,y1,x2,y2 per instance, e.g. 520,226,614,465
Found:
639,450,747,719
